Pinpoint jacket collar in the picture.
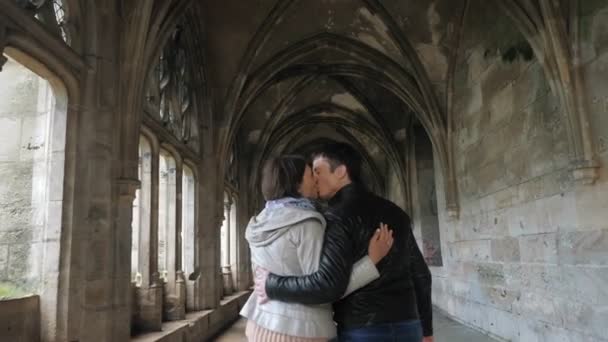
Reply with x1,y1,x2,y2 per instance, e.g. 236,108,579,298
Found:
328,182,366,207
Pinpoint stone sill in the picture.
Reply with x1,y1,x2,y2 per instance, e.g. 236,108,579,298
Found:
131,290,251,342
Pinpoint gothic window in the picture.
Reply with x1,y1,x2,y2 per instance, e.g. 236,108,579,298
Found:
144,25,199,153
18,0,71,44
131,18,204,328
51,0,68,42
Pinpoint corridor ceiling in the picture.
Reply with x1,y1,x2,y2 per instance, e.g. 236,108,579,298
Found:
201,0,463,194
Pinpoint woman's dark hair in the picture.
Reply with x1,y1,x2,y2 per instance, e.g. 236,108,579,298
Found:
261,155,309,201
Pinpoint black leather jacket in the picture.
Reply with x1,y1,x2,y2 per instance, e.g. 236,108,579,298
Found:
265,183,433,336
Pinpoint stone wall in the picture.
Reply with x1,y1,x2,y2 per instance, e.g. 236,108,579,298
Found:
431,2,608,341
0,295,40,342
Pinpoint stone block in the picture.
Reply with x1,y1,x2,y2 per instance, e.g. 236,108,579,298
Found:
489,82,514,126
519,233,558,263
475,263,505,287
532,293,608,340
133,285,163,332
80,310,110,342
50,105,67,154
503,144,531,185
84,279,110,308
25,242,42,281
447,261,478,281
480,61,515,101
457,110,481,150
528,136,558,178
86,238,110,281
48,152,65,201
491,237,520,262
485,286,520,312
449,240,491,262
448,279,471,299
19,114,47,162
466,48,491,85
0,295,40,342
478,209,510,239
7,244,31,282
535,193,578,232
480,303,520,341
111,306,132,341
0,228,37,245
561,265,608,305
0,117,22,162
573,183,608,232
512,290,560,325
558,229,608,265
477,161,506,196
517,176,544,204
505,263,563,293
0,245,7,276
492,186,518,210
45,200,63,242
512,61,549,112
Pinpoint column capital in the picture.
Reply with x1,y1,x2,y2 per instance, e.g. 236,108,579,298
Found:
116,178,140,201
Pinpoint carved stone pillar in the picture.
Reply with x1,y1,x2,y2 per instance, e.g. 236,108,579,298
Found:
221,199,234,296
163,163,186,321
133,145,162,332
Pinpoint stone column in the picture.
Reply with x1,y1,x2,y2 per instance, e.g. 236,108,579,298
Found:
163,162,186,320
115,179,141,340
222,198,234,296
133,141,162,332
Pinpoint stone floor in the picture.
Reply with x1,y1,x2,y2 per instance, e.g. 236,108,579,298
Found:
212,309,499,341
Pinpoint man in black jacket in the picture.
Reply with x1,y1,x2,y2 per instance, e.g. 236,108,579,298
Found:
255,142,433,342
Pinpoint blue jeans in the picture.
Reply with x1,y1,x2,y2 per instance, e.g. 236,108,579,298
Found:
337,320,423,342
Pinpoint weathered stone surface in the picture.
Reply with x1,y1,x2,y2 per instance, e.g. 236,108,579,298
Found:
558,229,608,265
0,245,7,276
449,240,491,262
0,296,40,342
491,237,520,262
519,233,558,264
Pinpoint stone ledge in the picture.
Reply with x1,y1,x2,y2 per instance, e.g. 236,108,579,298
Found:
131,291,251,342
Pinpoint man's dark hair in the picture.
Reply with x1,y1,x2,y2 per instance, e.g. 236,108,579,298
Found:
312,142,362,183
261,155,309,201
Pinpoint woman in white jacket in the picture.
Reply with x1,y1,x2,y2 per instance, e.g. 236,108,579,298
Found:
240,155,393,341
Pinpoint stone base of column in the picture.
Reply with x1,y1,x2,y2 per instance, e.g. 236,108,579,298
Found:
163,272,187,321
132,281,163,333
221,265,234,296
186,272,203,311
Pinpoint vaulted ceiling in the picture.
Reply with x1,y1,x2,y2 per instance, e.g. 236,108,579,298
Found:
198,0,467,197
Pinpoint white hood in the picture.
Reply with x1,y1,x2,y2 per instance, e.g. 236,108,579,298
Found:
245,206,326,247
